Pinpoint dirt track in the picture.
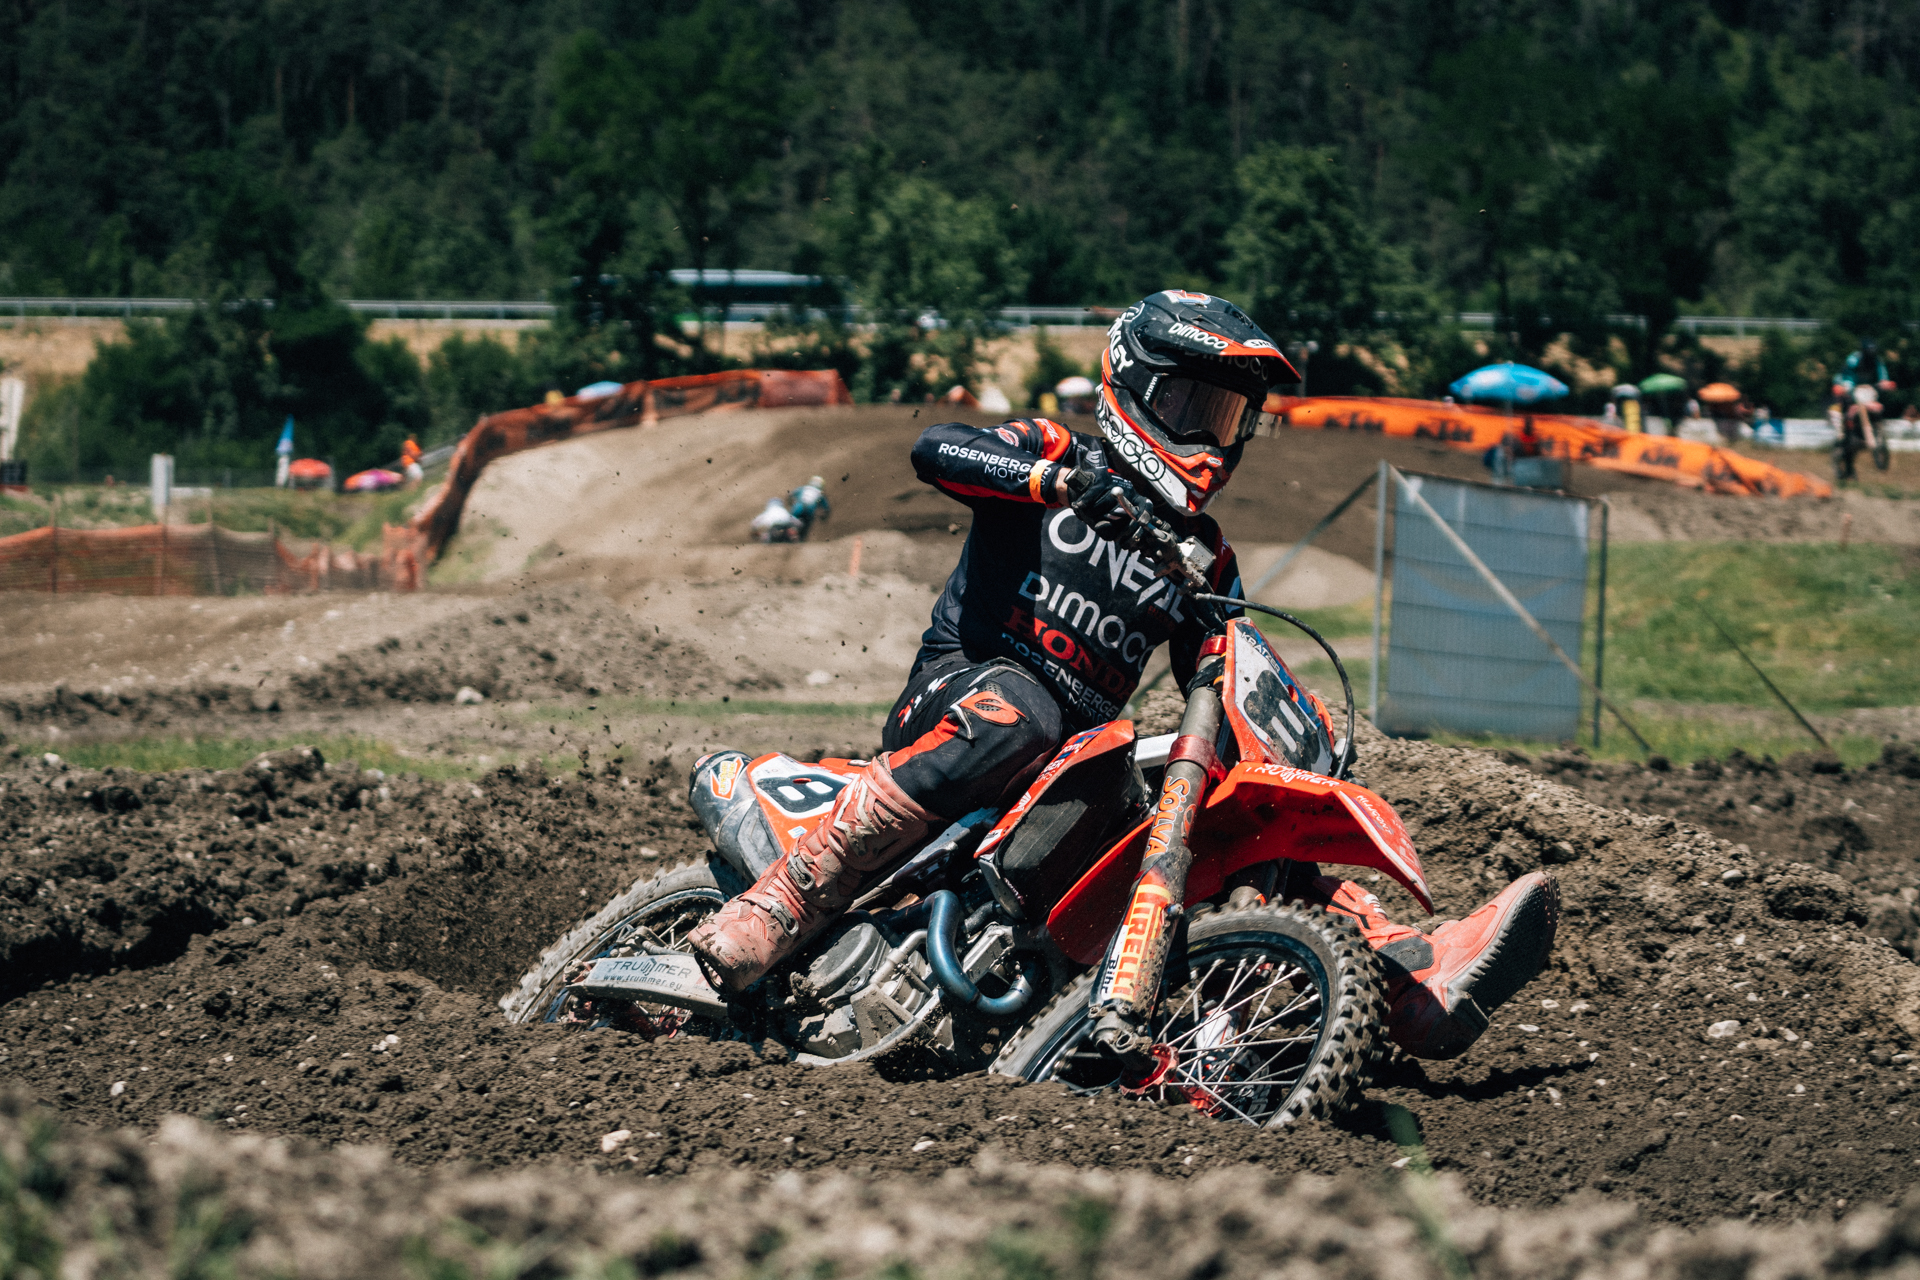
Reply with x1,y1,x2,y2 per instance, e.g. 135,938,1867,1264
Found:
7,1091,1920,1280
4,409,1920,1270
4,721,1919,1229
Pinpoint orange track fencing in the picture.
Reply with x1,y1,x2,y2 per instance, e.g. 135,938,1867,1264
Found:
0,522,390,595
1267,395,1833,498
0,368,849,598
390,368,851,578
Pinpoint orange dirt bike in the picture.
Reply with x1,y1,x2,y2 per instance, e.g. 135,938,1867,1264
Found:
502,522,1432,1127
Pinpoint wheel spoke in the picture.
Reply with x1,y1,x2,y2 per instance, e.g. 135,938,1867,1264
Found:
1159,962,1309,1053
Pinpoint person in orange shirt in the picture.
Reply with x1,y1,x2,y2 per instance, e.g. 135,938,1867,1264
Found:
401,439,424,488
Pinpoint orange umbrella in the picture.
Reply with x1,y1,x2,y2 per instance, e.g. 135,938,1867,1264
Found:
1697,382,1741,404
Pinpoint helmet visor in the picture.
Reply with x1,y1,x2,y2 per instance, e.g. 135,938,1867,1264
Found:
1148,376,1257,447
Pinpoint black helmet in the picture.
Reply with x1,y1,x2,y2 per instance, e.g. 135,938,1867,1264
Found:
1097,291,1296,515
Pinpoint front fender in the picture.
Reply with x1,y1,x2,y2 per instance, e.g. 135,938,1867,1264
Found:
1043,763,1431,966
1194,762,1431,913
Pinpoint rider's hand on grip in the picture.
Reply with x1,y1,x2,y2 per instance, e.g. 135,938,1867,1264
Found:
1064,462,1157,550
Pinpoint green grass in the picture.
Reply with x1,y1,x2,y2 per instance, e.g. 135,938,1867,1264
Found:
1425,717,1885,768
51,734,483,778
524,697,895,723
1597,542,1919,711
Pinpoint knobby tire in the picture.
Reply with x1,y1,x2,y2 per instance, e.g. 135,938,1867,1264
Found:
990,903,1387,1127
499,862,726,1028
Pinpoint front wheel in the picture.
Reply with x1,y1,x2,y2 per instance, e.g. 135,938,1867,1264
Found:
499,862,728,1032
1874,438,1892,471
991,903,1386,1127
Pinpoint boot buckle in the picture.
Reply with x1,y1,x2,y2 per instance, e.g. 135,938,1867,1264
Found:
744,891,800,937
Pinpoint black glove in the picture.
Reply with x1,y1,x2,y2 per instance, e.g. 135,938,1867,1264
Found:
1182,653,1226,696
1064,460,1154,547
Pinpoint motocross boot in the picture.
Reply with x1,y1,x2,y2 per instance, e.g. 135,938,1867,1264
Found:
1318,871,1560,1060
687,757,937,991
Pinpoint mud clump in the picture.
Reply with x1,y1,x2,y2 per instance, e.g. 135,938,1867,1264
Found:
3,729,1919,1228
1513,741,1920,955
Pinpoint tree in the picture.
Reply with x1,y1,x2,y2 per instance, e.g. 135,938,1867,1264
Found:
826,169,1024,400
1420,35,1579,342
1226,145,1403,393
1732,53,1920,333
1576,71,1734,376
637,1,791,287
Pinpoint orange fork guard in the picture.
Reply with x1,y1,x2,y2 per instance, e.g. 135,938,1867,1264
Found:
1045,762,1430,966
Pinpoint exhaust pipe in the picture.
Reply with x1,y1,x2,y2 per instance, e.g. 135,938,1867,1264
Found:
926,890,1034,1017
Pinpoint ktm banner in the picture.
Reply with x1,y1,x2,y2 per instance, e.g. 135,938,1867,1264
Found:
1266,395,1832,499
390,368,852,579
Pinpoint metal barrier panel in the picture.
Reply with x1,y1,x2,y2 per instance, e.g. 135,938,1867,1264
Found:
1382,475,1589,740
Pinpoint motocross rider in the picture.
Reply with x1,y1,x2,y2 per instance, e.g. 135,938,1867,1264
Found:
689,290,1560,1060
1837,339,1894,397
788,475,832,540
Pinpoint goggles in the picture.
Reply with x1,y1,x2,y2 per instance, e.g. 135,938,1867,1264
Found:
1147,376,1259,447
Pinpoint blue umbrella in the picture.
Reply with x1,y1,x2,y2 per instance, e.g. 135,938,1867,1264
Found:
1449,362,1569,405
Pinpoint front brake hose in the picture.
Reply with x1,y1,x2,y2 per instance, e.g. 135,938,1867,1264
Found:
925,890,1034,1016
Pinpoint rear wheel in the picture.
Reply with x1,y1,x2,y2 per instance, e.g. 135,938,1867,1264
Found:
499,862,727,1033
991,904,1385,1127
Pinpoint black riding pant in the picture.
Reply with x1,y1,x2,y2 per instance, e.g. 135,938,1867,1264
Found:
880,653,1064,822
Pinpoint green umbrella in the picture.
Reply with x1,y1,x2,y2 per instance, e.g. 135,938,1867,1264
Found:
1639,372,1686,394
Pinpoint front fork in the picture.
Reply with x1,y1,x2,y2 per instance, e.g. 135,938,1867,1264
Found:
1088,682,1224,1063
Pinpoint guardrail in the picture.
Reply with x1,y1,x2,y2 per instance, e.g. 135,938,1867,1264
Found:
0,297,1869,334
0,297,557,320
1450,312,1830,335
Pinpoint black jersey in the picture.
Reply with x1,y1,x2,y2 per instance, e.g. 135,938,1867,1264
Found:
909,417,1242,730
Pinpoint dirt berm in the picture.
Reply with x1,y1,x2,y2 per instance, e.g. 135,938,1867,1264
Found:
4,722,1919,1232
1510,742,1920,955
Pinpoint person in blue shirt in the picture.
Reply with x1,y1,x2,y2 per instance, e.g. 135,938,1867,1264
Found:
787,476,831,540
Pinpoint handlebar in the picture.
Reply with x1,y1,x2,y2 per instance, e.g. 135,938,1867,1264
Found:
1114,504,1358,776
1118,505,1217,596
1194,594,1359,778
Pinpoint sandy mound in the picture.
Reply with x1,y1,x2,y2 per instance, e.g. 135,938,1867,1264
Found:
1512,743,1920,954
0,586,779,739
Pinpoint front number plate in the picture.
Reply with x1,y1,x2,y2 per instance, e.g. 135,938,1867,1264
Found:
575,954,731,1016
